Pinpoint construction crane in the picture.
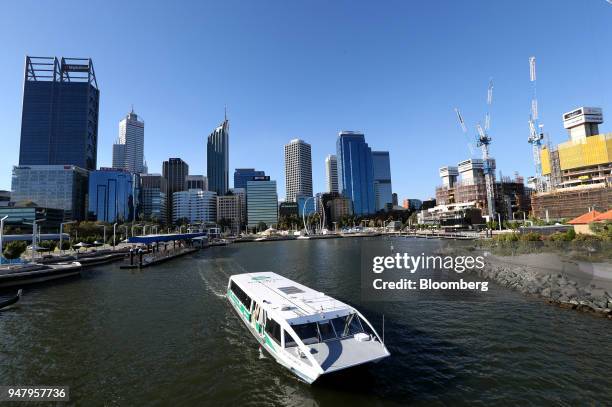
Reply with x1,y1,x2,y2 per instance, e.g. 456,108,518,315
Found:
454,80,497,221
527,56,546,192
454,108,475,156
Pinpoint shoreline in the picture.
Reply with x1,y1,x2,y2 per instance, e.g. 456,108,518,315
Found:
461,250,612,319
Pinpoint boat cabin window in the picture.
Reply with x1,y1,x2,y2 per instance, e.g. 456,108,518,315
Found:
264,317,282,345
330,314,364,337
291,322,320,345
229,281,252,311
284,330,297,348
317,321,336,341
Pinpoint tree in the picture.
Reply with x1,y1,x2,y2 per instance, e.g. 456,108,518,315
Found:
218,218,232,232
257,222,267,232
3,241,27,260
39,240,57,252
175,217,190,227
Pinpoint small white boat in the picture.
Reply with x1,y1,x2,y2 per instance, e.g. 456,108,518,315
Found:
227,272,390,383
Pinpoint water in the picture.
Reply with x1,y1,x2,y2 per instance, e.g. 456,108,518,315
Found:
1,237,611,406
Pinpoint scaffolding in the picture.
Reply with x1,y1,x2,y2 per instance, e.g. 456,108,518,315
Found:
531,183,612,219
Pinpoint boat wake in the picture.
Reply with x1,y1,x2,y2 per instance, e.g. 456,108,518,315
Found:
197,268,227,299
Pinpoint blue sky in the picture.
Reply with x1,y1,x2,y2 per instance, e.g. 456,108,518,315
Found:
0,0,611,201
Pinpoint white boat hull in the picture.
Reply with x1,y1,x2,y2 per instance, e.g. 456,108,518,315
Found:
227,289,321,383
226,272,390,384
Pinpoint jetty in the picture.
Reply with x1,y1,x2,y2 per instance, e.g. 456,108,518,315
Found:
118,232,205,269
120,247,197,269
402,230,479,240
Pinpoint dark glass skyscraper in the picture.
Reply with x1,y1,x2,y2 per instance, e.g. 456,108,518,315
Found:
162,158,189,225
88,168,140,223
234,168,265,189
336,131,376,216
19,56,100,170
207,118,229,195
372,151,393,211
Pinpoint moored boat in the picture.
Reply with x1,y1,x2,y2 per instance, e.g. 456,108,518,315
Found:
0,289,23,310
227,272,390,383
0,262,82,288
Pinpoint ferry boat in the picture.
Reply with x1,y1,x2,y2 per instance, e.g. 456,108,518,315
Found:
226,272,390,383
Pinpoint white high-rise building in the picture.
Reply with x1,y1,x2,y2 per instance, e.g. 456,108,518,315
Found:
112,109,145,173
284,139,312,202
325,154,338,193
172,189,217,224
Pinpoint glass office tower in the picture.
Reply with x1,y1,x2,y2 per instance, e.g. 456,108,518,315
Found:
372,151,393,211
207,117,229,195
19,56,100,170
234,168,265,189
336,131,376,216
162,158,189,225
11,165,88,221
246,178,278,229
88,168,140,223
141,174,167,223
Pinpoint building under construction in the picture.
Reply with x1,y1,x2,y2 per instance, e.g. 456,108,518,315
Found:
435,158,530,221
532,107,612,219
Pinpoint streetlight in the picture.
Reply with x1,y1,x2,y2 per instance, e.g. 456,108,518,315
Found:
96,225,107,248
24,219,44,261
131,223,142,237
113,223,117,249
60,220,76,254
0,215,8,262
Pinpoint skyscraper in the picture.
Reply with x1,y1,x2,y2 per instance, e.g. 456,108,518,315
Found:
372,151,393,211
207,117,229,195
336,131,376,216
284,139,313,202
88,168,140,223
162,158,189,225
141,174,167,223
234,168,265,189
112,109,145,173
325,154,339,193
19,56,99,170
247,178,278,229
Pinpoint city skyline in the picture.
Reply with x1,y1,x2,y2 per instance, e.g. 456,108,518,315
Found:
0,1,611,201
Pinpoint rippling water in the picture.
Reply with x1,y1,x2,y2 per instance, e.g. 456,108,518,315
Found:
1,237,611,406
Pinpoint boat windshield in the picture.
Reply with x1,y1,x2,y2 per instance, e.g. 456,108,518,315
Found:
292,322,320,345
330,314,364,338
286,313,369,347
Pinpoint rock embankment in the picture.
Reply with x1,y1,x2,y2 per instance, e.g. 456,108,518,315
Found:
473,261,612,319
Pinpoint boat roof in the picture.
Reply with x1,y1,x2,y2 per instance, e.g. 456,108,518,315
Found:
230,272,353,325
